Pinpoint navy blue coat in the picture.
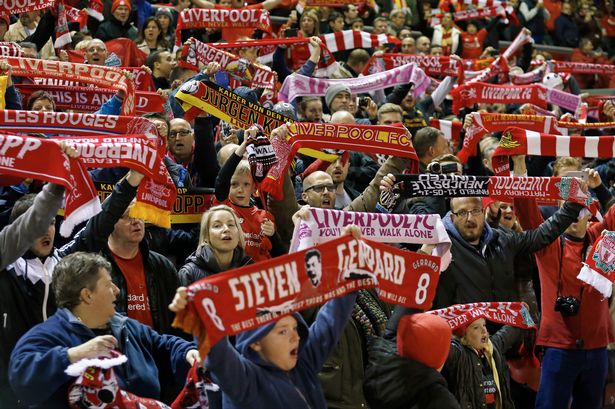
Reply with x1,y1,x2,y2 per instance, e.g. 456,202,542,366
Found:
9,308,195,408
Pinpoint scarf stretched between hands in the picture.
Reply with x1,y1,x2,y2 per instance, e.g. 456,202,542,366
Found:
259,122,419,199
431,3,514,27
450,82,581,114
392,173,595,210
174,80,335,163
181,39,275,90
288,207,452,269
552,60,615,76
174,7,271,51
578,231,615,298
5,57,135,116
278,62,430,103
0,42,25,58
362,53,464,82
429,302,536,330
0,110,176,230
15,84,164,115
457,112,615,164
492,127,615,176
173,235,441,357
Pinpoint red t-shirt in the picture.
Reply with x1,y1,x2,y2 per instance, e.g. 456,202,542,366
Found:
461,29,487,60
111,250,154,328
214,198,274,262
218,3,264,43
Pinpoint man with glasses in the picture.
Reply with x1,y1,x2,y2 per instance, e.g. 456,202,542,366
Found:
84,39,109,65
168,118,195,173
432,194,586,309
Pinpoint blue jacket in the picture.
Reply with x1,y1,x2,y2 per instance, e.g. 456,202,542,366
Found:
9,308,195,408
207,294,357,409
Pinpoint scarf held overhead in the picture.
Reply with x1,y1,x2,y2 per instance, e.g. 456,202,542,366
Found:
173,235,441,357
363,53,464,80
428,302,536,330
278,62,430,103
577,231,615,298
259,122,419,199
288,207,452,269
181,39,275,90
5,57,136,116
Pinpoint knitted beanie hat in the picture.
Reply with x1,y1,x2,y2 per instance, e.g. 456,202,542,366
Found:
324,84,351,110
397,313,452,370
111,0,132,13
246,125,277,183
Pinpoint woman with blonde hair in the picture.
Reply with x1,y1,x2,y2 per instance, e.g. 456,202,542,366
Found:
177,205,251,286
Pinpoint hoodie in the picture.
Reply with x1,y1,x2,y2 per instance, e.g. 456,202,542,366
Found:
207,293,357,409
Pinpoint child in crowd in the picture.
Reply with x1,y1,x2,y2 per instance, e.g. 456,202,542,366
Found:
170,226,361,409
214,126,277,261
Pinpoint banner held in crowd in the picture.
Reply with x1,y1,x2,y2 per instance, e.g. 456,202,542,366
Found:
577,231,615,298
428,302,536,330
173,235,441,356
289,207,452,268
5,57,136,116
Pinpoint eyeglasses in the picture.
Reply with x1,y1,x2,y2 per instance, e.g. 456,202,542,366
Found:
304,183,336,193
87,47,106,52
451,208,483,219
169,129,192,138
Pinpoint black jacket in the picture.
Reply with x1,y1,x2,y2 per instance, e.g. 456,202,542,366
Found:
178,244,252,286
433,202,583,309
443,326,522,409
364,337,461,409
59,179,179,336
95,14,138,42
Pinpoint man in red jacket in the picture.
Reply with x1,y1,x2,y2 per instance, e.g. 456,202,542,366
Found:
513,155,614,409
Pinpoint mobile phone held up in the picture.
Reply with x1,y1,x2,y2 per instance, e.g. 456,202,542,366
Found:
284,28,298,38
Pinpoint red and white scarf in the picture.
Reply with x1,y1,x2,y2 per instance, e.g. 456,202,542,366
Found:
551,60,615,76
6,57,135,116
430,118,463,149
492,127,615,176
15,84,165,115
431,3,512,27
260,122,419,199
174,7,272,51
278,62,429,103
289,207,452,269
173,235,441,356
181,39,275,90
578,231,615,298
363,53,464,81
428,302,536,330
0,42,25,58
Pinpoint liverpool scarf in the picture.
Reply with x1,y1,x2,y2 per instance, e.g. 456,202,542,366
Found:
450,82,581,114
289,207,452,269
362,53,464,80
431,3,512,26
278,62,430,103
392,174,594,208
259,122,419,199
552,60,615,76
577,231,615,298
0,42,25,58
173,235,441,356
492,127,615,176
174,7,272,51
428,302,536,331
15,84,164,115
6,57,136,116
181,39,275,90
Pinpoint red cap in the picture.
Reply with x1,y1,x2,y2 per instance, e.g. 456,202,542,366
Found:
0,15,10,28
397,313,452,370
111,0,131,13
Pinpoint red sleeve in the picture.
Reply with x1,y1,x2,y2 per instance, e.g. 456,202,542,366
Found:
587,205,615,244
478,28,488,43
513,197,544,231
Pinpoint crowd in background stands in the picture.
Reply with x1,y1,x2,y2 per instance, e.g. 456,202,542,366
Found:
2,0,615,408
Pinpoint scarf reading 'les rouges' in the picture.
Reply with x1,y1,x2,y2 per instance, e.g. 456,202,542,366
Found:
0,110,176,229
